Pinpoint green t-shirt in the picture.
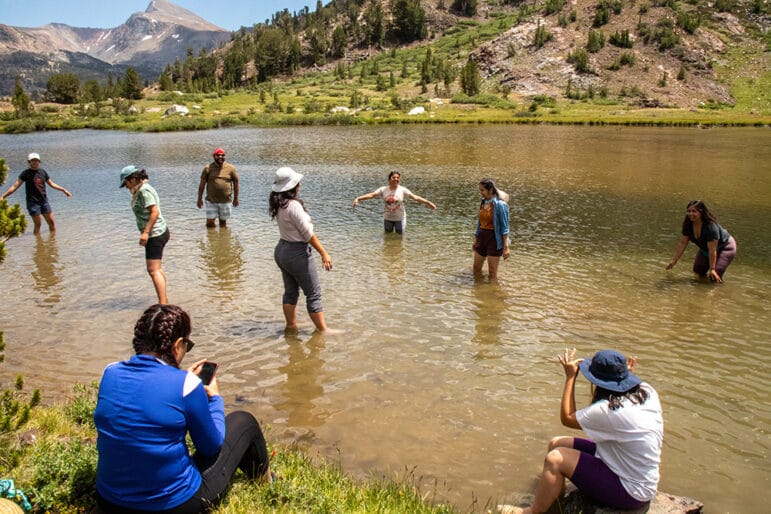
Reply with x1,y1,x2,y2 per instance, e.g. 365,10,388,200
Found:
132,183,167,237
201,161,238,203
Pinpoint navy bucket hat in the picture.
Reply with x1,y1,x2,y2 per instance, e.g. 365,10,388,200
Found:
579,349,641,393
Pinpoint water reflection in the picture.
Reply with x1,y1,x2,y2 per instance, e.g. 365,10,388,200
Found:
1,126,769,514
198,228,244,296
275,332,327,430
32,234,62,307
380,235,405,283
471,280,508,357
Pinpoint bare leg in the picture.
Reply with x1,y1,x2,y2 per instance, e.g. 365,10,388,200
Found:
219,219,227,227
146,258,168,304
526,446,581,514
473,251,486,277
42,212,56,233
488,255,501,279
206,218,216,228
282,304,298,331
309,311,328,332
31,214,43,235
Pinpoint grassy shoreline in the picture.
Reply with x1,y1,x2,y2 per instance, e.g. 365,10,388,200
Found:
2,101,769,135
0,383,459,514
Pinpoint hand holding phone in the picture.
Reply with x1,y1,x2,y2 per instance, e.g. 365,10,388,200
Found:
198,361,218,385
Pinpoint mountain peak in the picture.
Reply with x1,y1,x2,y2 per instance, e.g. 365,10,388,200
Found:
139,0,224,32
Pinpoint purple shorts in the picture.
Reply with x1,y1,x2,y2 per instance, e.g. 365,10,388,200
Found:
569,438,650,510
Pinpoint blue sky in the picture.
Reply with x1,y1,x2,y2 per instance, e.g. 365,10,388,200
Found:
0,1,317,31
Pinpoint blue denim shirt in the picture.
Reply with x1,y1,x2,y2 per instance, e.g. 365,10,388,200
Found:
475,195,510,250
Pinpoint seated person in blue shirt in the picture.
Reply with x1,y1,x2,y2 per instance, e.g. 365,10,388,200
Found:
94,304,270,513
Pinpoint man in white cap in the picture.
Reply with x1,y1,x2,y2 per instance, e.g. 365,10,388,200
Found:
1,153,71,234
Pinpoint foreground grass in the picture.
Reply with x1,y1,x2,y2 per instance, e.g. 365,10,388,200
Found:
1,384,456,513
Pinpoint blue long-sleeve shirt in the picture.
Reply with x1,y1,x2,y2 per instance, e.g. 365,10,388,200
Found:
94,354,225,510
475,196,510,250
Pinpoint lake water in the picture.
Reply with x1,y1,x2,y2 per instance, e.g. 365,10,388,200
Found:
1,125,769,512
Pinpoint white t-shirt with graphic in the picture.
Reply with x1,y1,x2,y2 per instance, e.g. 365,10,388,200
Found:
376,185,413,222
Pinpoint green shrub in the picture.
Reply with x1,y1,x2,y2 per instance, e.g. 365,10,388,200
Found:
593,6,610,27
641,19,680,51
544,0,566,15
609,29,634,48
64,383,97,428
567,48,590,72
534,21,553,48
28,439,98,511
587,30,606,53
676,11,701,34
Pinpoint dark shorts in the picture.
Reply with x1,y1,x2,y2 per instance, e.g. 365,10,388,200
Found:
570,438,650,510
384,219,404,234
145,229,170,260
474,229,502,257
27,201,52,216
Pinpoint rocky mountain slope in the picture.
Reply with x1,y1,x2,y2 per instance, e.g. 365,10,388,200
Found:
467,2,763,108
0,0,230,95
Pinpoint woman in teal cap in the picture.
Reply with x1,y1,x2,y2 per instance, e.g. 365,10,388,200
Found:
120,165,170,304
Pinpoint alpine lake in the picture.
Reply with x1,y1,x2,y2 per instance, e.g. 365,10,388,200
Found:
1,125,769,512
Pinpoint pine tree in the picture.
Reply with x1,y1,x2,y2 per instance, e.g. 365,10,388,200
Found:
0,157,27,263
11,77,31,118
122,67,144,100
460,58,481,96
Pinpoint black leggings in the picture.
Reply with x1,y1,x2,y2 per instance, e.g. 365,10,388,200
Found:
97,411,269,514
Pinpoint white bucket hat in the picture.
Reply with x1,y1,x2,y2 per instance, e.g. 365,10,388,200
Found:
28,153,41,161
272,167,303,192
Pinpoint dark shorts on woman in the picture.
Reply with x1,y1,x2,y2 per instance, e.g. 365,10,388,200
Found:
145,229,170,260
474,229,502,257
569,437,650,511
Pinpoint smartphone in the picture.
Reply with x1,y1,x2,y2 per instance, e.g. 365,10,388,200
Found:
198,362,218,385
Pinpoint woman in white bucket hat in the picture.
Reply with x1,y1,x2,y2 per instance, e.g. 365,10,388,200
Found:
268,167,333,332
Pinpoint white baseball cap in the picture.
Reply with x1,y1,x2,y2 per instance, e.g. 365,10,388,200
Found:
28,153,41,161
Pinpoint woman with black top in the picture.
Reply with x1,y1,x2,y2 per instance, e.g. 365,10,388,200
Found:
666,200,737,283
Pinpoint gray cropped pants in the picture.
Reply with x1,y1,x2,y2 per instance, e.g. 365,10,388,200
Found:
274,239,323,313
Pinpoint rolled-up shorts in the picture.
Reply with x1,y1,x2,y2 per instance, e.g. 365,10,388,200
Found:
474,229,502,257
145,229,170,260
205,201,231,221
27,200,52,216
569,437,650,510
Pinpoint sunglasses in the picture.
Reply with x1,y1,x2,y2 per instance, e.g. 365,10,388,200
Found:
214,154,225,158
184,338,195,352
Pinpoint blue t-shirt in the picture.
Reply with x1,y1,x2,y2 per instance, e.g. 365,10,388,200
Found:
94,354,225,510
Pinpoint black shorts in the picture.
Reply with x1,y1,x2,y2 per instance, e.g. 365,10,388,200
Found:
475,229,502,257
145,229,170,260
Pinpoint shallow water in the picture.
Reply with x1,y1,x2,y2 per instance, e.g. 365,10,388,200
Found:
1,126,769,512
